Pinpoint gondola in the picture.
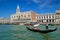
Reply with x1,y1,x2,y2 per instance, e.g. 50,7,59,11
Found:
26,27,57,33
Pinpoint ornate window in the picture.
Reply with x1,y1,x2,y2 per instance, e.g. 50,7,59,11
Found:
19,16,20,19
24,15,26,17
44,16,45,19
17,16,18,17
21,15,23,17
52,15,54,18
28,15,30,17
14,16,15,18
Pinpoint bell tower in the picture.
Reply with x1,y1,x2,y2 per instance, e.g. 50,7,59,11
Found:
16,5,20,14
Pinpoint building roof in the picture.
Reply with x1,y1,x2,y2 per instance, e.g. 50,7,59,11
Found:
36,13,55,16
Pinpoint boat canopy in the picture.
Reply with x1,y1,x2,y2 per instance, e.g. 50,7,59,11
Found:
33,24,40,27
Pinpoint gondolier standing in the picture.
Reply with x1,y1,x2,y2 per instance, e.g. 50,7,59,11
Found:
46,24,48,29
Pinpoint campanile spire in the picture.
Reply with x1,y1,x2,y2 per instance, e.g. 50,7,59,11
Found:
16,5,20,14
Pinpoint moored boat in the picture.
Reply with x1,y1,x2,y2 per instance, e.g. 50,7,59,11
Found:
24,24,34,26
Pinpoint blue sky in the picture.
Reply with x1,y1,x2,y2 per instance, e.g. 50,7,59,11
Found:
0,0,60,18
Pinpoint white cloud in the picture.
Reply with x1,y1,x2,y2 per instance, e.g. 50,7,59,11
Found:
31,0,55,9
31,0,41,3
39,0,54,9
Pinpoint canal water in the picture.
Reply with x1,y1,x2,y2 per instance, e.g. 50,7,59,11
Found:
0,25,60,40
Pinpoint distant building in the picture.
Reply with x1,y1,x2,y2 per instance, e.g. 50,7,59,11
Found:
0,18,10,24
36,13,55,24
10,5,60,25
10,5,36,25
55,10,60,24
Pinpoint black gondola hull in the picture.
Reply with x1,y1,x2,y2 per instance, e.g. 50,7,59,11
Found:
26,27,57,33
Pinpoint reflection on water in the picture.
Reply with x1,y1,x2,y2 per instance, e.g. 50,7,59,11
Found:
39,33,51,40
0,25,60,40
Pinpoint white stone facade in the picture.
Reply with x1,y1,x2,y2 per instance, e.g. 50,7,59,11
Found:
55,10,60,24
10,5,60,24
0,18,10,24
36,14,55,24
10,5,37,24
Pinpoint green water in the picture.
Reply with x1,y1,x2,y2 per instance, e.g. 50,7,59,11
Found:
0,25,60,40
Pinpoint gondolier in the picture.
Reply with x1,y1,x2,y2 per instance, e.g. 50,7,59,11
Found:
46,24,48,29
